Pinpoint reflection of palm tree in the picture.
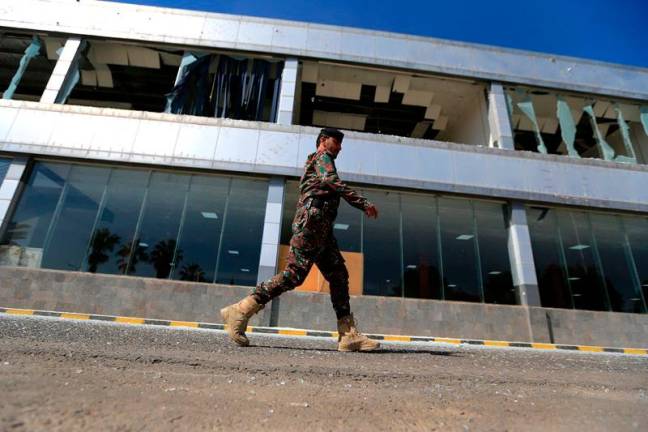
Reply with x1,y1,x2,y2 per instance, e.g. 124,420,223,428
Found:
179,263,206,282
150,239,182,279
117,239,148,274
87,228,120,273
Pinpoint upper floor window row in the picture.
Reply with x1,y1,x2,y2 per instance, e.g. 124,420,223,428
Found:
506,86,648,165
3,32,647,164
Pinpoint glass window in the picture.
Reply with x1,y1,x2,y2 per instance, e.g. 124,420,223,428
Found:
215,178,268,286
128,172,190,278
1,162,70,268
171,175,229,282
333,198,362,254
362,190,402,297
591,214,646,313
476,202,515,304
0,158,11,183
527,207,572,309
556,210,609,311
42,165,109,271
623,216,648,310
280,181,299,246
528,206,648,314
438,198,482,302
401,193,442,299
86,169,149,275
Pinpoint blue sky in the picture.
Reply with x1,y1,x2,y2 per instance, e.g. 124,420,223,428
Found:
110,0,648,68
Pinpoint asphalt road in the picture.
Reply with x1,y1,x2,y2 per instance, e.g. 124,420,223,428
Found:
1,314,647,431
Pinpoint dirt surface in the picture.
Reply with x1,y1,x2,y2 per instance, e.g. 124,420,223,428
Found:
1,315,647,431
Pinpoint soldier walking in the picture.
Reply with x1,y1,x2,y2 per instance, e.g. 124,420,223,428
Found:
221,127,380,352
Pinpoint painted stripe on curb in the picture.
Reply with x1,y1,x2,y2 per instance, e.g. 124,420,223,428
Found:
1,307,646,356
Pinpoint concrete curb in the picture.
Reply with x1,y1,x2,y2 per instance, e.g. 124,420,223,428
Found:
2,306,647,356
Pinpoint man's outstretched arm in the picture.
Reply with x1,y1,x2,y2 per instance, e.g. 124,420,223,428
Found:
314,153,378,218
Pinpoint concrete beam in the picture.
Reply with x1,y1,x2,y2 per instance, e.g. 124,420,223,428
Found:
488,83,515,150
276,58,298,125
506,202,541,306
40,38,83,104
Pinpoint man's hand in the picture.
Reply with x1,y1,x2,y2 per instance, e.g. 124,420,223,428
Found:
364,203,379,219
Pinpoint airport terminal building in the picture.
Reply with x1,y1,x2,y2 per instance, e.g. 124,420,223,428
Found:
1,0,647,347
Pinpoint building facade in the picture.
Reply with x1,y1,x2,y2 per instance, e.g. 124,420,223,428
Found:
1,0,648,346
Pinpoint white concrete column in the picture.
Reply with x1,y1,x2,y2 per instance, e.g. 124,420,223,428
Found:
507,202,541,306
40,38,83,104
257,177,286,284
276,58,298,125
0,157,30,236
256,176,286,326
488,82,515,150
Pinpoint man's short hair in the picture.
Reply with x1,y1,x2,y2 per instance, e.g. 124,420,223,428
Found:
315,127,344,148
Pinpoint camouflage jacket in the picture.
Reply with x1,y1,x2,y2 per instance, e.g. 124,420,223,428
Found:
298,151,369,213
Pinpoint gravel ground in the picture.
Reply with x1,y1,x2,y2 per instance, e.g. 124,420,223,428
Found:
1,314,647,431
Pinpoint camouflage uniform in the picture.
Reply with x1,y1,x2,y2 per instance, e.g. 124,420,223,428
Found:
252,150,370,319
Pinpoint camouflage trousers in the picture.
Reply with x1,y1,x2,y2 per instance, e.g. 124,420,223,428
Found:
252,205,351,319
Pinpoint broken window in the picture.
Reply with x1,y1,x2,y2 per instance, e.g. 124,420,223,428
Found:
296,61,489,145
165,53,283,122
507,86,648,164
60,40,182,112
0,32,58,101
59,40,283,122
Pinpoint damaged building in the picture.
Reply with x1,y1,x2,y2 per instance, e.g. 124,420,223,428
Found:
1,0,648,348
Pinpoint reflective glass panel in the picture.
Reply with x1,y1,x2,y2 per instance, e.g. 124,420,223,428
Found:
171,175,229,282
129,172,190,278
362,190,402,297
591,214,646,313
334,199,362,254
0,158,10,182
476,202,515,304
623,216,648,310
401,193,442,299
557,210,609,311
527,207,572,308
438,198,481,302
1,162,70,268
42,165,109,271
215,178,267,286
280,181,299,245
86,170,149,275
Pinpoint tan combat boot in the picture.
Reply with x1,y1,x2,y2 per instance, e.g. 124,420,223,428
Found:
337,314,380,352
220,296,264,347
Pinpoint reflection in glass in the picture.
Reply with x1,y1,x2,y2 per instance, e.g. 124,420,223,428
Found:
528,206,648,314
171,175,229,282
527,207,572,308
623,216,648,311
0,158,10,183
86,169,149,275
362,190,402,297
557,211,609,311
1,163,70,268
1,161,268,286
476,202,515,304
438,198,481,302
42,166,109,271
215,179,267,286
592,214,645,313
129,172,190,278
401,194,442,299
